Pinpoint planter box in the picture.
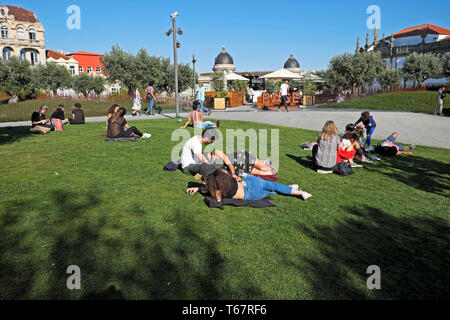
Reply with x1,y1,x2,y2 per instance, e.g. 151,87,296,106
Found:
214,98,226,110
303,95,316,106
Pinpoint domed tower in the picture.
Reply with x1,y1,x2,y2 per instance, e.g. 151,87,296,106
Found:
213,46,236,72
283,54,301,73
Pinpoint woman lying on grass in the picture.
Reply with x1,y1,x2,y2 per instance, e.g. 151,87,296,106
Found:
107,107,151,139
187,168,311,202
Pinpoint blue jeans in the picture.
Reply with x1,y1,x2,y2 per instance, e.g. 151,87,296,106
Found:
387,135,404,151
148,99,154,114
366,127,376,146
194,121,215,129
199,100,209,113
242,176,292,201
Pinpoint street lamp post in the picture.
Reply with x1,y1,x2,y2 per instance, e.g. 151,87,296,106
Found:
166,12,183,118
192,54,197,100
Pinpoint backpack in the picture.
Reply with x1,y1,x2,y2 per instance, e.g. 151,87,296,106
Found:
334,162,354,176
375,144,398,157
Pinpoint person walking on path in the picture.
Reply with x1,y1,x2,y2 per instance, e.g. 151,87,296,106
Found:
132,87,142,117
279,80,289,112
435,86,446,117
196,83,211,115
145,81,157,116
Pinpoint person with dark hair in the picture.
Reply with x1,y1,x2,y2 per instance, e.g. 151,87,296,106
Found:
106,104,120,129
51,104,68,131
107,107,151,139
181,128,222,176
279,80,289,112
181,101,220,129
337,132,363,168
355,111,376,147
379,132,415,155
30,105,53,134
69,103,85,125
144,81,157,116
186,168,311,202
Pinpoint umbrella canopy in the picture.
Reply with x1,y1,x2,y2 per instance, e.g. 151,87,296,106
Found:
225,72,250,81
260,68,301,80
298,72,325,83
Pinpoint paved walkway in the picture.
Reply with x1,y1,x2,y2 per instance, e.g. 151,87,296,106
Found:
1,107,449,149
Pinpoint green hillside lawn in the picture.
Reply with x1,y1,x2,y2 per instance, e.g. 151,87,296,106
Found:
0,119,448,299
0,98,190,122
321,91,450,114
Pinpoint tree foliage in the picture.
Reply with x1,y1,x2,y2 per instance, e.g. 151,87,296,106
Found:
441,54,450,79
33,62,73,95
73,73,105,97
103,45,194,95
230,80,248,92
211,71,227,97
0,57,33,97
377,68,402,91
265,80,282,93
402,52,441,87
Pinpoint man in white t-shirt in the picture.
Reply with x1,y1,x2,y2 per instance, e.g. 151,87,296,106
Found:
279,80,289,112
181,128,223,176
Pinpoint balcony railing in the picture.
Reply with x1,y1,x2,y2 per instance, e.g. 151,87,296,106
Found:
0,37,43,47
381,39,450,58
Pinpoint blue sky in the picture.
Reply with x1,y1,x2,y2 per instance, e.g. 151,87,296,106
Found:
7,0,450,73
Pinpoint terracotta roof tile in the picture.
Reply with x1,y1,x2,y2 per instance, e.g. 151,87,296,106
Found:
6,5,38,23
392,24,450,39
46,50,71,61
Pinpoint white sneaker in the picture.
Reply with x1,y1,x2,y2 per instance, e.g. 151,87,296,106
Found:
351,163,363,168
289,184,299,191
301,191,312,201
142,133,152,139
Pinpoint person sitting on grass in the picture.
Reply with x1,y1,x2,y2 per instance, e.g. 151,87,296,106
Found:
69,103,85,125
107,107,151,139
181,128,223,176
313,120,340,174
186,168,312,202
205,150,276,177
30,105,53,134
106,104,120,129
51,105,69,131
338,132,363,168
181,101,220,129
380,132,415,155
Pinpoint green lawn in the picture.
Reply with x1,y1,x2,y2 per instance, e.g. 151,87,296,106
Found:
0,119,448,300
321,91,450,114
0,98,191,122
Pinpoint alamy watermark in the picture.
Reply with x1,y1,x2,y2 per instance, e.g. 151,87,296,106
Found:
171,128,280,171
66,5,81,30
366,5,381,30
66,265,81,290
366,265,381,290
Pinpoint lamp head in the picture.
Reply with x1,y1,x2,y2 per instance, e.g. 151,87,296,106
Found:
177,28,183,35
170,11,179,19
165,29,173,37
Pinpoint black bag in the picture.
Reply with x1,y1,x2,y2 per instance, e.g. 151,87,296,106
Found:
334,162,354,176
375,144,398,156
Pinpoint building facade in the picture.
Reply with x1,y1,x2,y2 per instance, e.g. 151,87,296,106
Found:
0,5,45,66
46,50,79,75
67,51,105,75
358,24,450,69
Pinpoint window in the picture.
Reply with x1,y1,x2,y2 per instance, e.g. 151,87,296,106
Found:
29,28,36,41
79,66,84,72
20,49,26,60
96,67,101,72
17,27,25,40
2,47,12,60
69,66,75,75
87,66,92,73
30,50,39,66
1,26,9,39
0,9,5,16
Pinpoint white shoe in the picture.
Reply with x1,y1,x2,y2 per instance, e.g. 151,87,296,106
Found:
142,133,152,139
289,184,299,191
317,170,333,174
301,191,312,201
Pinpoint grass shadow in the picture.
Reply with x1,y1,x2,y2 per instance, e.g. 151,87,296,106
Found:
283,205,449,299
0,126,33,145
366,154,450,196
286,154,316,171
